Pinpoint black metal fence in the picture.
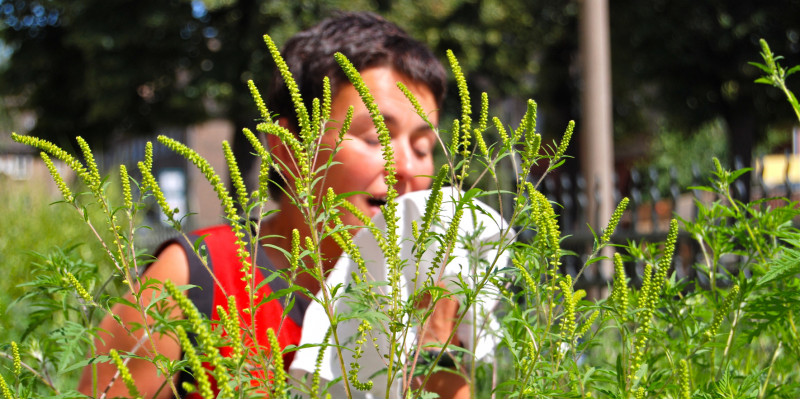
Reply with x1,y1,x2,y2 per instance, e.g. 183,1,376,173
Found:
96,136,800,294
534,155,800,297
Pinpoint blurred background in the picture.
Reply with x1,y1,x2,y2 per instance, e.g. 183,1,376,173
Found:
1,0,800,306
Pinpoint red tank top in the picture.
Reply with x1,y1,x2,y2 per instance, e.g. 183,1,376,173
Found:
158,225,308,397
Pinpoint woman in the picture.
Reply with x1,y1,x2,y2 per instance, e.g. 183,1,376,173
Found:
79,11,469,398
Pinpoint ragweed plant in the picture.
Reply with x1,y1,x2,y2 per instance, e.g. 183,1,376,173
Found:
4,35,800,400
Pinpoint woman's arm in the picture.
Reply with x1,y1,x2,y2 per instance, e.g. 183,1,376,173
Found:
416,286,470,398
78,243,189,398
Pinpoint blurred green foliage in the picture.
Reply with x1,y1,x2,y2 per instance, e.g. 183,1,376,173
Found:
0,178,109,345
641,119,730,194
1,0,798,172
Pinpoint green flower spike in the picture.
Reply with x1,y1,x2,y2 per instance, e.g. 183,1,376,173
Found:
247,79,271,121
321,76,332,124
338,199,378,232
338,105,354,141
0,373,12,399
630,263,654,379
601,197,629,244
449,119,460,158
428,200,465,283
446,50,472,145
414,164,449,258
109,349,141,399
11,133,89,181
10,342,20,377
519,100,542,173
216,300,243,362
472,92,490,157
143,141,154,173
40,152,73,202
158,136,236,222
223,140,249,211
311,327,333,397
397,82,434,128
577,310,600,338
656,219,679,282
513,100,536,143
493,117,510,148
334,51,402,305
258,122,307,178
478,92,489,133
165,281,233,398
75,136,101,192
290,228,302,272
514,256,537,293
679,359,691,399
120,164,133,210
176,325,213,399
554,120,575,162
610,253,629,319
65,271,94,305
347,321,374,392
137,160,175,221
311,97,322,145
226,296,243,361
559,275,577,343
638,263,653,310
705,284,741,339
527,185,561,264
330,219,367,284
241,127,269,159
266,328,287,398
263,34,310,133
514,100,542,159
640,219,678,318
241,127,272,201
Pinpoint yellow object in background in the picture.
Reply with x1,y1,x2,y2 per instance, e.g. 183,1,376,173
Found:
757,154,800,186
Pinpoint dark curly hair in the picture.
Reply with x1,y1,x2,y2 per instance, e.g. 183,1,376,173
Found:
266,11,446,132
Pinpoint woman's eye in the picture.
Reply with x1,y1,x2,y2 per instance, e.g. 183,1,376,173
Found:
364,136,381,146
354,130,381,146
413,136,435,157
414,147,431,157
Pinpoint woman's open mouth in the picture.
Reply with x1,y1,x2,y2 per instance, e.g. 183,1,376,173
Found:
367,196,387,208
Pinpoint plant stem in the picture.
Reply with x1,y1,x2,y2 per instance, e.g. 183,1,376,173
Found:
717,301,742,380
759,341,782,399
0,352,59,395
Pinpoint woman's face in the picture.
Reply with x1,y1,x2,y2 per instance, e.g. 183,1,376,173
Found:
320,66,439,222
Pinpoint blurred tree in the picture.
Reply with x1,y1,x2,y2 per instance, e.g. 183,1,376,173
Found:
0,0,564,176
4,0,797,183
609,0,800,178
0,0,207,150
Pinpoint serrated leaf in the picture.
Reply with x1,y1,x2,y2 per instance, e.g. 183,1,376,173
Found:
758,245,800,287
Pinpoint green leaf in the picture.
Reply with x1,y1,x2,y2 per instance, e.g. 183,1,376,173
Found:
753,77,774,85
688,185,715,192
758,245,800,287
728,167,753,182
748,61,771,73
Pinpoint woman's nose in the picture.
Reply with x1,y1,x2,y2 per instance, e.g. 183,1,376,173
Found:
388,140,414,189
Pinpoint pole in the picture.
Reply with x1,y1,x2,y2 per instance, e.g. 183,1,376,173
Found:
579,0,615,292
